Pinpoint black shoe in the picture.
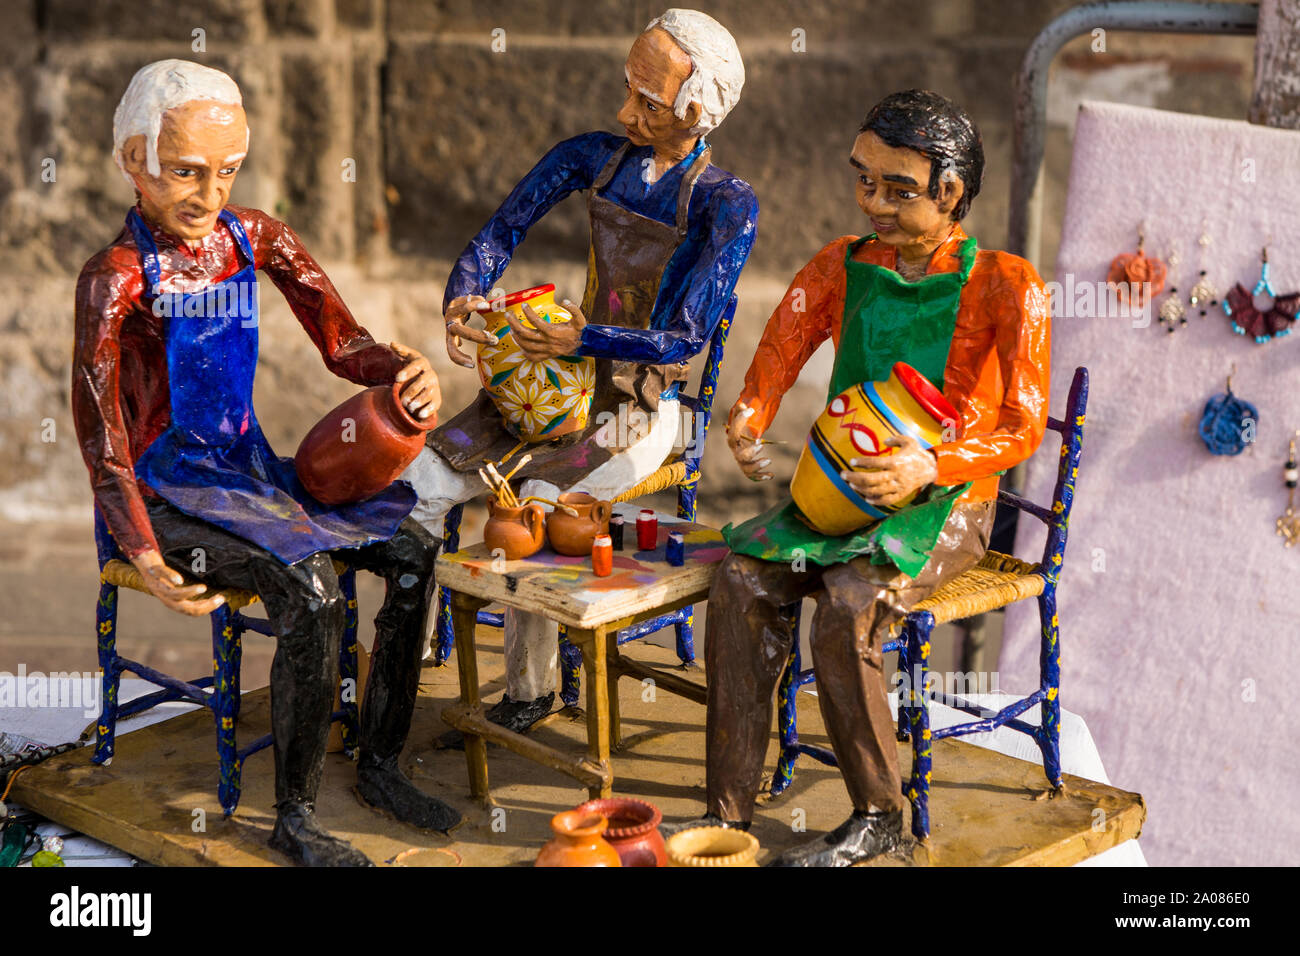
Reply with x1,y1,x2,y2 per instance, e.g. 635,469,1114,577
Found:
436,692,556,750
356,756,461,833
765,810,903,867
659,814,751,838
268,801,373,867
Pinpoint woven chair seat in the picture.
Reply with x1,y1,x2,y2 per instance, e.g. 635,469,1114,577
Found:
612,459,689,504
903,550,1044,629
100,557,353,614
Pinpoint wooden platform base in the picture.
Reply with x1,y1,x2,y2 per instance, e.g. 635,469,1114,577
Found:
11,631,1144,867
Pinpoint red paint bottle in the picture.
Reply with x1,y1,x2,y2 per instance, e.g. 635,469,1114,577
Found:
636,509,658,551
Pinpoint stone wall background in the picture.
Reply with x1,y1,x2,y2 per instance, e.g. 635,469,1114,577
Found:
0,0,1260,529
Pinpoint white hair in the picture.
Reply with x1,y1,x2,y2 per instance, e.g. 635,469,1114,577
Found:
112,59,245,187
645,9,744,135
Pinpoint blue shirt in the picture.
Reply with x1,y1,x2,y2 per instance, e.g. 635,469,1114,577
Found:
444,131,759,365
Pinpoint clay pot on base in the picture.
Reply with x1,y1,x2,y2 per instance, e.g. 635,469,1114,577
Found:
484,497,546,560
295,381,436,505
665,826,760,867
546,492,612,556
535,810,622,867
575,797,666,867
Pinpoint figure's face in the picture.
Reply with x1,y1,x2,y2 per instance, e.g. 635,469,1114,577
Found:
850,130,962,247
617,27,700,154
121,99,248,243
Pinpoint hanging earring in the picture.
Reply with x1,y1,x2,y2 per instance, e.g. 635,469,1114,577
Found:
1224,246,1300,343
1187,221,1220,317
1198,363,1258,456
1108,224,1167,310
1157,242,1186,334
1276,433,1300,547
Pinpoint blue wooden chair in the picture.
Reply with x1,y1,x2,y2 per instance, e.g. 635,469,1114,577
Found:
91,509,361,816
769,366,1089,841
432,295,738,706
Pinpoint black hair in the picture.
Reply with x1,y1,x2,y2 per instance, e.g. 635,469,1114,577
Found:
859,89,984,221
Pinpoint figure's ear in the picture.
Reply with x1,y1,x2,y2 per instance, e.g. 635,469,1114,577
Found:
120,135,150,183
936,170,965,219
675,100,701,132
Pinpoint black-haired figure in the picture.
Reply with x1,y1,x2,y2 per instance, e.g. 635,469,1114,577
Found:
692,90,1052,866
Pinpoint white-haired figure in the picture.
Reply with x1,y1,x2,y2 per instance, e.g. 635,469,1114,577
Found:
405,9,758,737
73,59,455,866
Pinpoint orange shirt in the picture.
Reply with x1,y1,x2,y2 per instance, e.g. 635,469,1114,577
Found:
736,225,1051,504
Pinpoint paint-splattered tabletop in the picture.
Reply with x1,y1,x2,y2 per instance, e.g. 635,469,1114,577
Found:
436,505,730,629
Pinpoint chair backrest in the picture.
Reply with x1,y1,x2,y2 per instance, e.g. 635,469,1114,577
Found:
681,293,737,468
994,366,1089,584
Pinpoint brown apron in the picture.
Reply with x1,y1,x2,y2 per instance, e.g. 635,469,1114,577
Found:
427,143,710,487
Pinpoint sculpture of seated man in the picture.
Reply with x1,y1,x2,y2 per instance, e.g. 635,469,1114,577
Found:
690,90,1051,866
73,60,455,866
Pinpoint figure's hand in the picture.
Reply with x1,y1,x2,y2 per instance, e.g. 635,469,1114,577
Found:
129,549,227,617
503,298,586,361
842,434,938,507
391,342,441,421
727,402,773,482
443,294,498,369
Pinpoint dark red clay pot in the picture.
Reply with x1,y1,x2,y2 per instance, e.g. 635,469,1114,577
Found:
295,381,436,505
576,797,666,867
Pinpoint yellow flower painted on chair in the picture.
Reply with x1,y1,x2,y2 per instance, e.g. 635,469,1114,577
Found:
476,283,597,442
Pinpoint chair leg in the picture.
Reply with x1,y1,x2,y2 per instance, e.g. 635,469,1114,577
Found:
434,503,465,666
338,567,360,757
1037,585,1064,790
92,583,121,766
558,626,582,707
895,625,912,742
211,605,241,816
228,614,244,723
903,612,936,842
770,618,801,797
673,606,697,666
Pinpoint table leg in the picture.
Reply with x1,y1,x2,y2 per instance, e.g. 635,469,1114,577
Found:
607,643,623,750
451,590,490,801
576,625,612,799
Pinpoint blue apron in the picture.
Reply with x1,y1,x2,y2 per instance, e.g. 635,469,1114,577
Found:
128,207,416,565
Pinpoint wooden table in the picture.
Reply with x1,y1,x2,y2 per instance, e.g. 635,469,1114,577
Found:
435,507,729,801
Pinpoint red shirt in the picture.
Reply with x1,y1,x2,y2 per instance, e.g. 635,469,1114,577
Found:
72,204,405,559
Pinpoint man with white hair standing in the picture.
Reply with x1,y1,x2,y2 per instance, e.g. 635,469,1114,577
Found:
406,9,758,737
73,59,456,865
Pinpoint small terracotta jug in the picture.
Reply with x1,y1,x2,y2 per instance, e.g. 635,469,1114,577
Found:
546,492,612,556
665,826,760,867
295,381,436,505
576,797,666,867
535,810,622,867
484,496,546,560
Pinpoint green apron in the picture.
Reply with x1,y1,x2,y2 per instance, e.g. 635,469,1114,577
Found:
723,234,977,578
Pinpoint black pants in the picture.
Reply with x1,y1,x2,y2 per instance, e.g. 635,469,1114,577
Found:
145,498,438,806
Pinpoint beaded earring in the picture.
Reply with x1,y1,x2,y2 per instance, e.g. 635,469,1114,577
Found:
1187,222,1220,318
1224,247,1300,343
1156,242,1186,334
1276,433,1300,547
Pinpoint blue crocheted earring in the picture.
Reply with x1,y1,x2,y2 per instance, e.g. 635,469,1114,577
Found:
1199,364,1258,455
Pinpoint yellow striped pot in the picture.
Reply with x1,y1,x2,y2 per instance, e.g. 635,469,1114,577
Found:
476,284,597,442
790,362,959,536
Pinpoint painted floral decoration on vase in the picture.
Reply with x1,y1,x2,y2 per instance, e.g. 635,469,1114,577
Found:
476,284,597,442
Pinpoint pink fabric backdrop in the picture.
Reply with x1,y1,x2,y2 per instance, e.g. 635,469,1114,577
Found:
999,101,1300,866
